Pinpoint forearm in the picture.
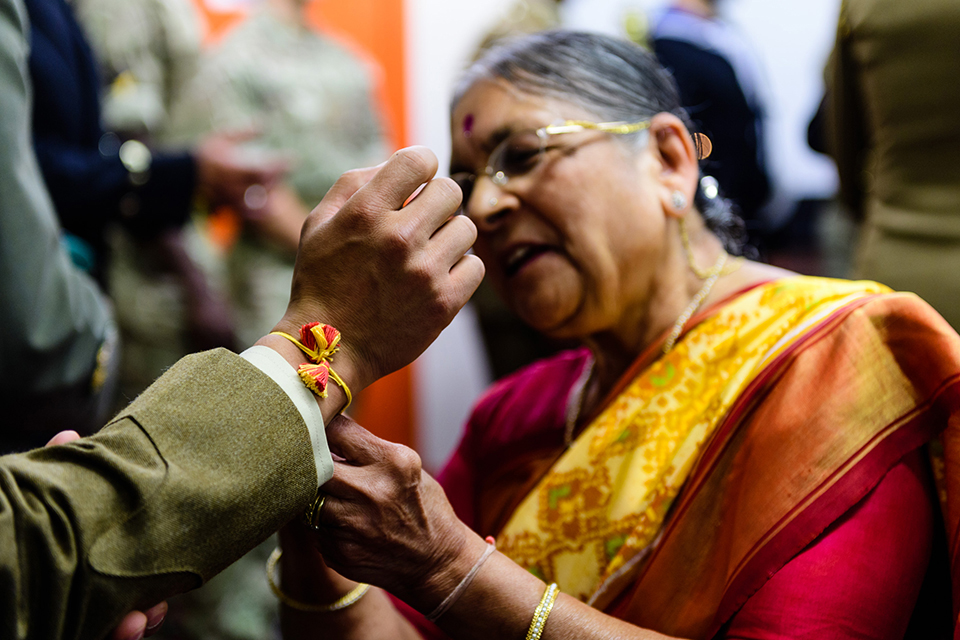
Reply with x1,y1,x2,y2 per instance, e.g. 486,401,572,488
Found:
407,530,682,640
0,349,318,639
280,584,421,639
276,523,421,640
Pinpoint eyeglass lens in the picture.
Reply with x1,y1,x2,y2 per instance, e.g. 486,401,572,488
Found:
452,129,547,215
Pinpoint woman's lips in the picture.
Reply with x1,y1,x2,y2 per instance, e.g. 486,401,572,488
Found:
504,244,554,277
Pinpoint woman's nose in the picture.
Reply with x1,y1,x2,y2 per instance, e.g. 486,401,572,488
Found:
465,176,510,230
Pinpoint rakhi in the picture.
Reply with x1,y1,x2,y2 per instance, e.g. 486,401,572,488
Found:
271,322,352,411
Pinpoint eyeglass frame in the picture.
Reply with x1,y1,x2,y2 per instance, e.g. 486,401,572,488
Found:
450,119,652,215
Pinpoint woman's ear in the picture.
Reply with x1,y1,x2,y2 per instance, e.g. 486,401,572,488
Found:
649,113,699,219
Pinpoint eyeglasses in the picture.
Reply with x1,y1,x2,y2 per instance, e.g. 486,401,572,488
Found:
450,119,651,215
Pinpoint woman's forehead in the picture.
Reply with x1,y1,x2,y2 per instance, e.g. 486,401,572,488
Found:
451,80,587,151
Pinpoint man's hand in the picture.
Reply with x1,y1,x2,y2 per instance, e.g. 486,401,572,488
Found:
274,146,484,391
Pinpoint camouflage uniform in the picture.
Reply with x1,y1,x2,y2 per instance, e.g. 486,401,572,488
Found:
75,0,222,402
165,6,387,346
75,0,202,138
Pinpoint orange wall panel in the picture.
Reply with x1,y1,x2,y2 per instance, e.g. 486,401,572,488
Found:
305,0,406,149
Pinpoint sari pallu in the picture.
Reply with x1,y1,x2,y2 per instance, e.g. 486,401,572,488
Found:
468,277,960,638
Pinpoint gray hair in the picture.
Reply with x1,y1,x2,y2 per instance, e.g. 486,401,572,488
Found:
452,30,745,254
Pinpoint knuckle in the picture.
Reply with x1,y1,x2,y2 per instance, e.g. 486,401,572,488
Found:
382,228,414,258
435,289,465,322
431,176,464,206
408,254,436,284
390,443,423,478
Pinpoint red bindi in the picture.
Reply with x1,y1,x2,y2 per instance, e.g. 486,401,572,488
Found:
463,114,474,137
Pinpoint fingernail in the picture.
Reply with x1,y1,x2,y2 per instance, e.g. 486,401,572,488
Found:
145,613,166,634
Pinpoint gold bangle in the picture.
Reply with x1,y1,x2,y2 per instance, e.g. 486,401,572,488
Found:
525,583,559,640
266,548,370,613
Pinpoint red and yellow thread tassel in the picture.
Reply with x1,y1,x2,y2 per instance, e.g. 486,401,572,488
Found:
270,322,352,411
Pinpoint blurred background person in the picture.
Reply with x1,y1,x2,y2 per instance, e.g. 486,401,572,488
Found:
0,0,118,453
163,0,388,349
72,0,262,404
649,0,770,253
825,0,960,330
23,0,283,408
474,0,562,56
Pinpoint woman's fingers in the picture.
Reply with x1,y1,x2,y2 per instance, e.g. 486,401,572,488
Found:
143,602,168,636
107,601,167,640
322,416,425,508
45,430,80,447
325,415,392,467
110,611,147,640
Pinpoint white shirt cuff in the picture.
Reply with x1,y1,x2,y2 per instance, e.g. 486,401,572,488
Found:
240,345,334,487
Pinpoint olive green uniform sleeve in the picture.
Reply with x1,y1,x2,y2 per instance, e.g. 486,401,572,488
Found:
0,349,318,640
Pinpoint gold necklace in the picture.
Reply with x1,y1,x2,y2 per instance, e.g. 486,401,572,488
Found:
663,251,729,354
564,240,739,446
679,217,740,278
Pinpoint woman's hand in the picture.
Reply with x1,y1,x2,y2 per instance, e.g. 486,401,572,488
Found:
299,419,681,640
311,415,480,612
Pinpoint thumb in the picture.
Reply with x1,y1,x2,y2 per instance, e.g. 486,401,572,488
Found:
325,414,393,466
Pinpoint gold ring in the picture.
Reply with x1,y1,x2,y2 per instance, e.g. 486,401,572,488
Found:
303,491,327,530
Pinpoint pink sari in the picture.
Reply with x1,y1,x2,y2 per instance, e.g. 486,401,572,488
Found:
402,278,960,638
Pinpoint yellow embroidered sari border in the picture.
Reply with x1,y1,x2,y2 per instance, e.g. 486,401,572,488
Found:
495,277,890,603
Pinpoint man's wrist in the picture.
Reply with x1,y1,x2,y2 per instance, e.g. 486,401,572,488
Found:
256,321,367,415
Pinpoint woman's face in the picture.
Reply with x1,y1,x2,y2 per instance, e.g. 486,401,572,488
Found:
450,79,672,340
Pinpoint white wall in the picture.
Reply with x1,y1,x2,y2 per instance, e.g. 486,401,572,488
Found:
723,0,842,225
405,0,518,168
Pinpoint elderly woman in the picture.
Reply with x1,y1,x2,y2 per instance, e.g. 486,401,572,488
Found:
274,32,960,639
